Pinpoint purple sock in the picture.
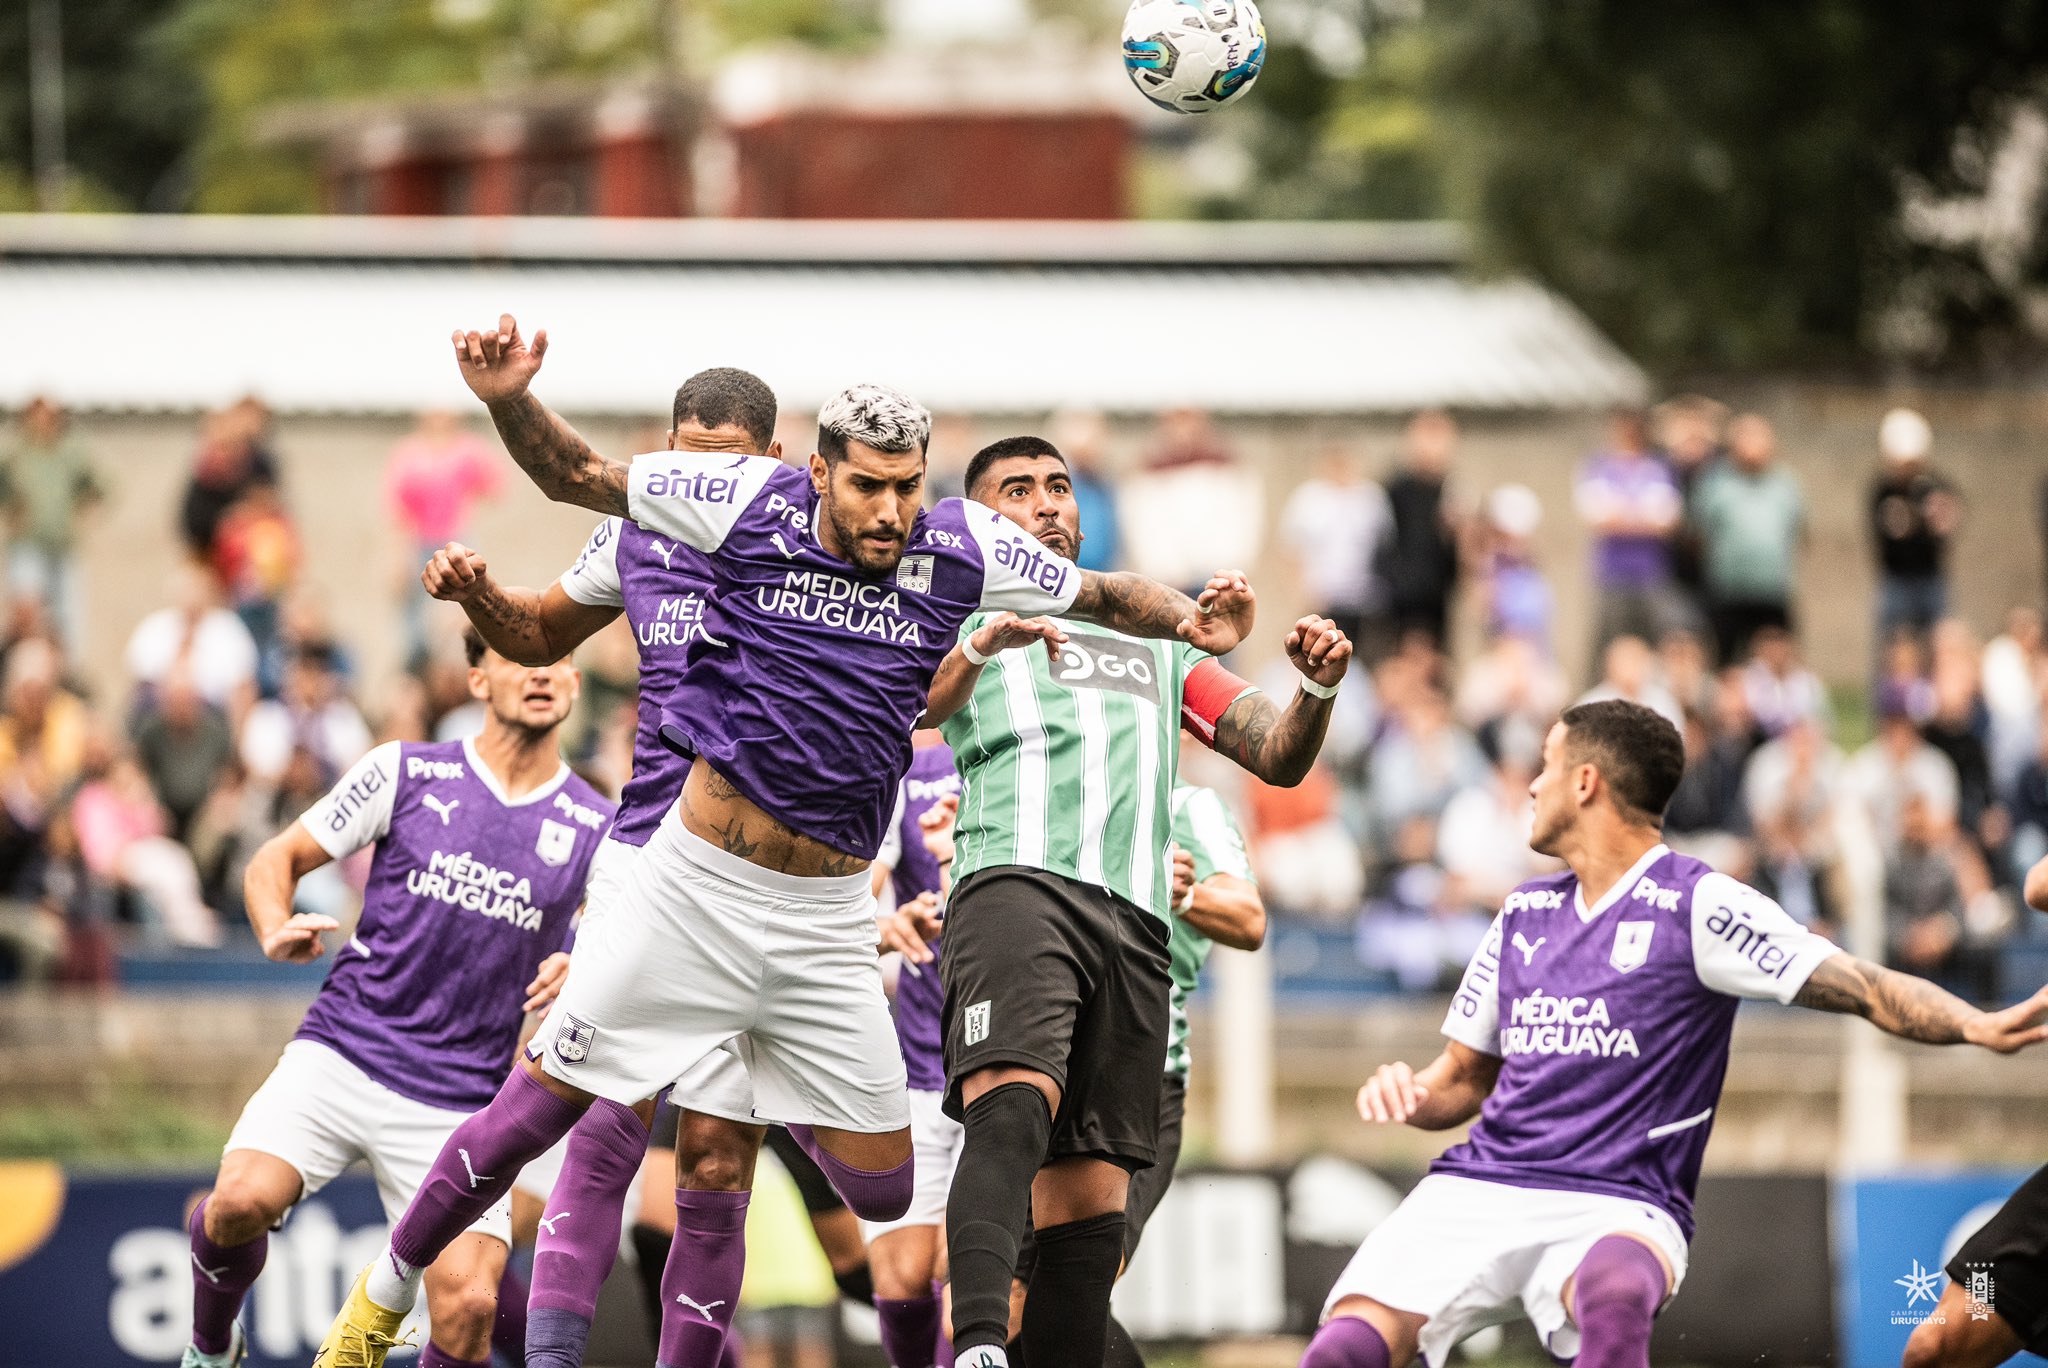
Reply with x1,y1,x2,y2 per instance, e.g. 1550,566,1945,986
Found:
390,1066,585,1272
878,1293,943,1368
524,1098,648,1368
494,1262,529,1361
934,1281,954,1368
188,1196,267,1356
782,1124,914,1222
720,1327,744,1368
1301,1315,1391,1368
419,1345,490,1368
1571,1235,1665,1368
657,1188,750,1368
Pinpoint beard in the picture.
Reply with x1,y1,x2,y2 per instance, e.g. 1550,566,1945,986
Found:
826,504,908,577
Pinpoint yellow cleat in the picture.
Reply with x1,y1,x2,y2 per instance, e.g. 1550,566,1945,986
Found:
311,1265,412,1368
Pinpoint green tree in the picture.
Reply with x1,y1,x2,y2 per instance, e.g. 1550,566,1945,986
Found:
1420,0,2048,369
0,0,204,210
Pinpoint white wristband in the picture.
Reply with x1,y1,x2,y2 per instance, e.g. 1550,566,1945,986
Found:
961,634,992,666
1175,884,1196,913
1298,676,1339,700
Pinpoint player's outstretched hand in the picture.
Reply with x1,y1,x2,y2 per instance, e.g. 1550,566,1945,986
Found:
422,542,491,602
969,612,1068,665
1179,570,1255,655
1357,1060,1431,1126
262,912,338,964
878,892,944,967
451,313,548,405
524,952,572,1014
1170,845,1196,911
1286,614,1353,691
1967,984,2048,1054
919,793,959,866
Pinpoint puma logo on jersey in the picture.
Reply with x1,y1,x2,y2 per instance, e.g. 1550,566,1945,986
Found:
770,531,801,560
674,1292,727,1321
422,793,460,825
650,540,677,569
1512,932,1547,966
537,1212,568,1236
458,1148,491,1189
191,1252,229,1284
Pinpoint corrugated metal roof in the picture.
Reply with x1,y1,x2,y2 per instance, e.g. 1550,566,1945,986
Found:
0,216,1646,415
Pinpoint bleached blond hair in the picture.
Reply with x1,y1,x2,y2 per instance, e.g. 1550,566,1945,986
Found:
817,383,932,462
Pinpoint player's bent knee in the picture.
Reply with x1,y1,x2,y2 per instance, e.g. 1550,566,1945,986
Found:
679,1145,752,1192
962,1065,1060,1117
202,1183,286,1245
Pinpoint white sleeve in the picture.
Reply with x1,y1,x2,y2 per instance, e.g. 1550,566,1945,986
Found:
626,452,781,552
300,741,403,859
874,784,906,872
1441,911,1505,1055
559,518,626,608
1689,871,1838,1002
962,502,1083,615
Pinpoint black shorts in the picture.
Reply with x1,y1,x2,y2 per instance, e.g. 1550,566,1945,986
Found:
1121,1074,1186,1261
941,866,1172,1170
1947,1163,2048,1352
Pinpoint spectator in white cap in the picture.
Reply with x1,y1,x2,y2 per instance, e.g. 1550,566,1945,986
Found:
1868,406,1961,660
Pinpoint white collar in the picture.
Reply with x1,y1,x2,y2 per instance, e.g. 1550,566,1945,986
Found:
1574,843,1671,924
462,735,572,808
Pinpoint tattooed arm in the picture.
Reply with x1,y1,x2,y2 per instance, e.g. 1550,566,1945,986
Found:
421,543,619,666
1210,615,1354,787
452,314,630,515
1068,569,1255,655
1793,952,2048,1052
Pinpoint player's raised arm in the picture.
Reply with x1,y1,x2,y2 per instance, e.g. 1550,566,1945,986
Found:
1357,1043,1502,1131
1792,953,2048,1052
422,541,619,667
1068,567,1255,655
453,314,629,516
1206,613,1353,788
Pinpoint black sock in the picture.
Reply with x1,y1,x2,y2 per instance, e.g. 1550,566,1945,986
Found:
946,1082,1053,1352
629,1221,674,1348
1021,1213,1126,1368
1104,1314,1146,1368
834,1261,876,1306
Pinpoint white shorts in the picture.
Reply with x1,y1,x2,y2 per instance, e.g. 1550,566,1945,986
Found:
1321,1174,1688,1366
226,1039,512,1247
533,817,908,1133
862,1090,963,1239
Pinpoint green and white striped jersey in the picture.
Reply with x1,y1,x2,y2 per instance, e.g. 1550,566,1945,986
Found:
942,614,1229,921
1165,783,1256,1078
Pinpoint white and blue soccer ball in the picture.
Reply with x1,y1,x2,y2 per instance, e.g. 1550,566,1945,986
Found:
1121,0,1267,114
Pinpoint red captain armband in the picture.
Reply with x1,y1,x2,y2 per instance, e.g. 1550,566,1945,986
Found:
1181,658,1258,748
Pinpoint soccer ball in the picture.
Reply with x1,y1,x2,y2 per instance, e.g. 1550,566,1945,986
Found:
1121,0,1267,114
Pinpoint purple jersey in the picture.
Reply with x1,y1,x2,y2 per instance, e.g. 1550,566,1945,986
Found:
1575,453,1680,588
294,738,615,1111
560,515,717,846
878,742,959,1092
628,454,1079,859
1430,844,1835,1238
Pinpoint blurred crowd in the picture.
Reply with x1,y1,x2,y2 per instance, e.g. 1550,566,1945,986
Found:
1,393,2044,1009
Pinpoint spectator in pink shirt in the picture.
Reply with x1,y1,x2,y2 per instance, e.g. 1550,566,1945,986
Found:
385,411,502,668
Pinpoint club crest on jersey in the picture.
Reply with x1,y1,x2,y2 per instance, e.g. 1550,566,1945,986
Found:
554,1014,596,1063
1611,920,1655,974
536,817,578,867
964,999,992,1046
895,553,935,595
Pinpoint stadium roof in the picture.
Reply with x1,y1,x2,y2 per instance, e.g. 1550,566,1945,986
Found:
0,215,1647,416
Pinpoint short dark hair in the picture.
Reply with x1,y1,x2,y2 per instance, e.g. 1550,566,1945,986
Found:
672,367,778,451
462,627,488,668
965,436,1067,500
1558,699,1685,824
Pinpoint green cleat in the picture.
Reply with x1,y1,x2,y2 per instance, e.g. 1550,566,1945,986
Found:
180,1322,247,1368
